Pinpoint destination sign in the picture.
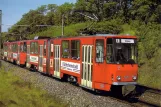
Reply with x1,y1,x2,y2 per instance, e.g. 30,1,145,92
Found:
121,39,134,43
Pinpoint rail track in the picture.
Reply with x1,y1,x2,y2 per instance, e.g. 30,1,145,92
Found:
2,60,161,107
88,89,161,107
136,84,161,95
98,89,161,107
133,84,161,107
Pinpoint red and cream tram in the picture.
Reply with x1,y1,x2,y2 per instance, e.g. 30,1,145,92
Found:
3,34,138,96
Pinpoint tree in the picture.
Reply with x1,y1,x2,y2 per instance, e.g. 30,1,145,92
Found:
47,4,58,12
56,3,74,25
37,5,47,15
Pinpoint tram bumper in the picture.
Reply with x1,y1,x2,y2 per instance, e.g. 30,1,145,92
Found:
112,82,137,96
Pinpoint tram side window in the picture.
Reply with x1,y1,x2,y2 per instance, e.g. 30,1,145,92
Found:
30,42,38,54
20,42,27,52
106,38,114,63
50,43,53,57
12,44,18,52
62,40,70,58
11,45,13,52
3,44,7,51
44,41,46,56
30,42,34,54
71,40,80,60
15,44,18,52
9,45,12,51
96,39,104,63
14,44,17,52
24,42,27,52
35,42,38,54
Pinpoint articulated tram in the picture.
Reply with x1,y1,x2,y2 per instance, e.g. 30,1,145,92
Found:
3,34,138,96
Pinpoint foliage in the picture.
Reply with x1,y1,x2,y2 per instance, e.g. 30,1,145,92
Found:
93,19,123,34
138,48,161,89
6,0,161,40
137,23,161,60
29,20,123,39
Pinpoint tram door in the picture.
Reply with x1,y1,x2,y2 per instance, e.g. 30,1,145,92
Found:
81,45,93,88
38,45,43,72
17,44,20,65
53,45,61,78
26,44,30,68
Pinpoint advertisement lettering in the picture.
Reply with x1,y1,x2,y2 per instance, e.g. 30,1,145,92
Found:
30,56,38,63
61,61,80,73
13,53,17,59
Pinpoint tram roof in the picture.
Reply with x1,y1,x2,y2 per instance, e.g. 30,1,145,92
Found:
52,34,137,39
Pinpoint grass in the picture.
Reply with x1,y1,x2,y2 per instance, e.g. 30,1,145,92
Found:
0,67,68,107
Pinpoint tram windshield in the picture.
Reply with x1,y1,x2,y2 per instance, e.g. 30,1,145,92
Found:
106,38,138,64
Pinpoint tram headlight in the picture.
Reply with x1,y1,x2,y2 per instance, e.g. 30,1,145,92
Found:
133,76,137,80
117,76,121,81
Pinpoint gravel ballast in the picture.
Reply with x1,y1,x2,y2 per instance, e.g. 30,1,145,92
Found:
1,60,131,107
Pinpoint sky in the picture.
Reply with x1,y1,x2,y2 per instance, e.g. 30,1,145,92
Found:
0,0,76,32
